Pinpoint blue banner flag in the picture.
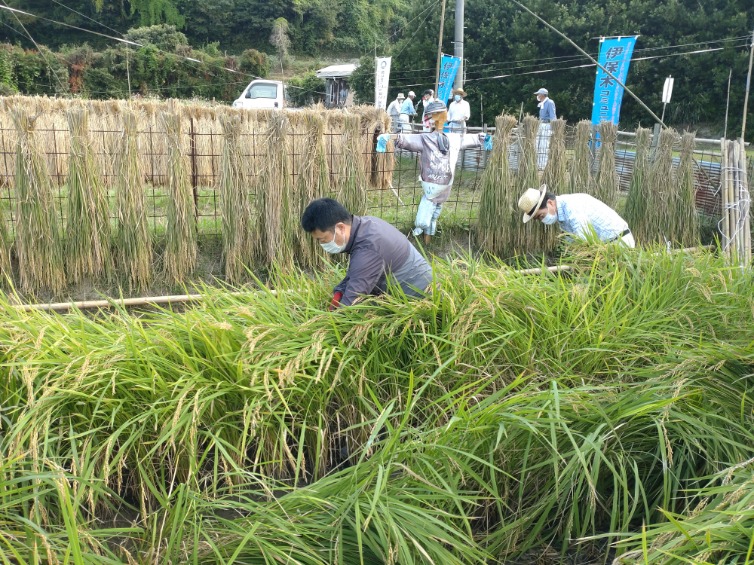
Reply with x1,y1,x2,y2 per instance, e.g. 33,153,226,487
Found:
437,54,461,102
591,36,638,125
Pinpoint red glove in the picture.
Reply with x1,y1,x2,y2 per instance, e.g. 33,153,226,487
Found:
329,291,343,311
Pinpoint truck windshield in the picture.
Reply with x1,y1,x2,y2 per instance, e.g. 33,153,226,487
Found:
246,84,278,99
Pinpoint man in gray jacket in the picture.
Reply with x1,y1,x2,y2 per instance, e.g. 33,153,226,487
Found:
301,198,433,309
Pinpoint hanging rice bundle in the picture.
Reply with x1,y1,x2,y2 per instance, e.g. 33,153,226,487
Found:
0,207,10,283
337,114,367,216
114,109,151,290
542,118,568,194
258,111,295,269
218,113,254,284
159,109,197,283
65,106,112,285
593,121,619,208
10,108,66,294
476,114,518,256
570,120,593,194
624,127,652,244
672,131,700,247
291,111,329,269
644,128,680,245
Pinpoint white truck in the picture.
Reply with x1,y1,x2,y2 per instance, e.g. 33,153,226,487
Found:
232,79,287,110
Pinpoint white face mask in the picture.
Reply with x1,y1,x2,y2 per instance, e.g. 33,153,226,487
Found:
454,95,461,102
320,228,346,254
541,213,558,225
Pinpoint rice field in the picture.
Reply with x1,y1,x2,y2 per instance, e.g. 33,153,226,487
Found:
1,244,753,564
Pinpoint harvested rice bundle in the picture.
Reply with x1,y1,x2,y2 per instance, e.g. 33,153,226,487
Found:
644,128,680,245
672,131,700,247
0,207,10,283
624,127,652,244
159,109,197,282
114,109,152,290
570,120,593,194
219,113,254,283
542,118,568,194
65,106,112,284
10,108,66,294
337,114,367,216
593,121,619,208
476,114,517,255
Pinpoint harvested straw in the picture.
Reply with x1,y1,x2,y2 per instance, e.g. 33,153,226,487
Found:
10,108,66,294
624,127,652,244
258,112,295,269
570,120,593,193
593,121,619,208
290,111,328,269
645,128,680,245
337,115,368,216
219,113,254,283
542,119,568,194
476,114,518,256
65,106,112,284
114,109,151,290
673,131,700,247
159,109,197,283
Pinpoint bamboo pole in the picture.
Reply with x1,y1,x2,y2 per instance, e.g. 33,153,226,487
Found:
740,139,751,262
733,140,742,263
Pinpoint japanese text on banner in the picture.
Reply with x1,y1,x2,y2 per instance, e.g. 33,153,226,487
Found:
590,36,638,125
437,54,461,102
374,57,392,110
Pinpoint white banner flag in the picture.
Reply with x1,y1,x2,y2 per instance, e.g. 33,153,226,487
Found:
374,56,391,110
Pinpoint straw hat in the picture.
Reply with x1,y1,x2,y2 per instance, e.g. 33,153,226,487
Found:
518,185,547,223
453,88,467,97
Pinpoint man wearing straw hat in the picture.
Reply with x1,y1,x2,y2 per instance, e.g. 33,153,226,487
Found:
301,198,433,310
447,88,470,133
376,100,492,245
534,87,556,171
517,185,635,248
387,92,405,133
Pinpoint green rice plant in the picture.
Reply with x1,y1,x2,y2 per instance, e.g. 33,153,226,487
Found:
9,108,66,294
114,108,152,290
0,205,10,284
476,113,518,256
258,111,295,270
542,118,569,193
624,126,652,245
570,120,593,194
593,121,619,208
218,113,254,284
672,131,701,247
159,109,197,283
65,106,112,285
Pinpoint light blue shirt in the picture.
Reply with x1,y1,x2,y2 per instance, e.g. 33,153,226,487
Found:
538,97,556,121
556,193,629,242
400,98,416,116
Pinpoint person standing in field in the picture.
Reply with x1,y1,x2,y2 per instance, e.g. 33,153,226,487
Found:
517,185,635,247
398,91,417,133
420,89,435,131
534,87,556,170
376,100,492,245
447,88,471,133
301,198,433,309
386,92,405,133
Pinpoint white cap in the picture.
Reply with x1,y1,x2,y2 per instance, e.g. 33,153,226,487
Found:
534,88,549,96
407,91,416,98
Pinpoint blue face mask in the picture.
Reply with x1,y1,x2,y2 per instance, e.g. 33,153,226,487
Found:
454,95,461,102
541,213,558,225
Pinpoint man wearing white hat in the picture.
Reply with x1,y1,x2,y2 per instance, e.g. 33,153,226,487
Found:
517,185,635,248
399,91,417,133
534,87,556,170
387,92,405,133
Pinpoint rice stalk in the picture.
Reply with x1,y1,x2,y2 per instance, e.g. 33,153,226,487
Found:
337,115,368,216
9,108,66,294
672,131,700,247
570,120,593,193
158,109,197,283
475,114,518,256
623,127,652,244
644,128,680,245
593,121,619,208
114,108,152,290
541,118,568,194
65,106,112,285
218,113,254,284
0,205,10,284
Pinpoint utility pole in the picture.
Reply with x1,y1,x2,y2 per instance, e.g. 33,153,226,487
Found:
434,0,447,93
453,0,464,90
741,28,754,141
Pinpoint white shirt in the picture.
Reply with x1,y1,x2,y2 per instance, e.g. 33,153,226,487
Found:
448,99,470,123
386,99,402,118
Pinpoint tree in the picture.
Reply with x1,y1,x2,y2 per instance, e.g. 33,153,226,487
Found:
270,17,291,72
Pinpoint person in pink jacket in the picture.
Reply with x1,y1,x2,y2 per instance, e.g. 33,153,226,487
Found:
376,100,491,244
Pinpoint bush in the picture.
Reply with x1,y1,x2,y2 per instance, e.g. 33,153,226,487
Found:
238,48,269,78
286,72,325,107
